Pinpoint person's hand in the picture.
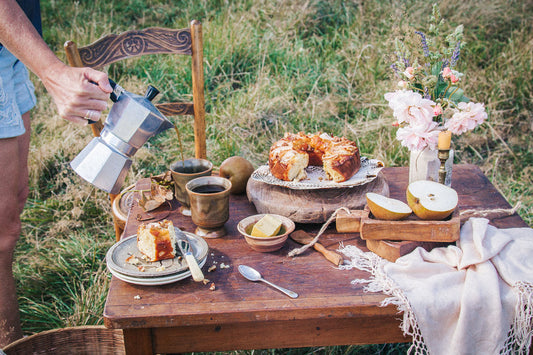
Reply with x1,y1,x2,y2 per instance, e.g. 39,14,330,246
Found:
40,63,113,124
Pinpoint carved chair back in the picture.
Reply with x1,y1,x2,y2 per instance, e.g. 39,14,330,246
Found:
64,21,206,160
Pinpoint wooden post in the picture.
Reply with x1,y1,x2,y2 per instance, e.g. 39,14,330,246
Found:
122,328,153,355
190,20,207,159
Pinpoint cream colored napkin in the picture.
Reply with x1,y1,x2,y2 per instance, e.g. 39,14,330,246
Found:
339,218,533,355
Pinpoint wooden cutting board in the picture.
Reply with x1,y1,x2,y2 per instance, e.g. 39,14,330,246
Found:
337,206,461,242
336,207,458,261
246,172,389,223
365,239,453,262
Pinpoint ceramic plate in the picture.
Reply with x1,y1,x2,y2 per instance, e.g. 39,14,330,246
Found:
251,157,384,190
108,257,208,286
106,230,208,278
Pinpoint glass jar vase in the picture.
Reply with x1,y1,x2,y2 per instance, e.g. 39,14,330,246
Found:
409,146,453,186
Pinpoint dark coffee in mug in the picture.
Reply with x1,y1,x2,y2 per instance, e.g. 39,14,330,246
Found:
177,165,210,174
192,184,226,194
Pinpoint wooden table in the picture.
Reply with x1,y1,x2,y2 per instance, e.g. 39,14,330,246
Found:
104,165,528,354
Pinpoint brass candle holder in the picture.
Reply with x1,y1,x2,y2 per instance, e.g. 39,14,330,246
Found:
438,149,450,185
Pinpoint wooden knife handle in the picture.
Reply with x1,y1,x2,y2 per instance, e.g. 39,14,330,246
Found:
313,243,343,266
185,253,204,282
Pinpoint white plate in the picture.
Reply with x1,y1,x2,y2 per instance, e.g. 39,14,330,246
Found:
251,157,384,190
106,230,208,278
108,257,208,286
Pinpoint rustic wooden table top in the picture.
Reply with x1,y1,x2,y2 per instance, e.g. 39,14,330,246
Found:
104,164,527,354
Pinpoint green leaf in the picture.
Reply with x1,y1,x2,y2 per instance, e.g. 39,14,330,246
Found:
431,62,443,76
446,87,469,103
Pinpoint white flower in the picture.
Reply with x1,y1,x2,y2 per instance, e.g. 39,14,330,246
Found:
397,80,409,89
396,120,440,151
445,102,487,135
384,90,436,126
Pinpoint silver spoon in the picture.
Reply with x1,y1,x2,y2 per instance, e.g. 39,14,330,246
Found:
238,265,298,299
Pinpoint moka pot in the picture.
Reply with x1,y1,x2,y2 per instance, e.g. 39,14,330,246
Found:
70,80,174,194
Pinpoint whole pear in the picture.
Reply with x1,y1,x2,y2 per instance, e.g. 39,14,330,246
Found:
219,156,255,194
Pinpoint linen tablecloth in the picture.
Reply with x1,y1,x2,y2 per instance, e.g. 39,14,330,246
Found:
340,218,533,354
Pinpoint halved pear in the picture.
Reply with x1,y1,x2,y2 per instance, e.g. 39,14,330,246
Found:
366,192,412,220
406,180,458,220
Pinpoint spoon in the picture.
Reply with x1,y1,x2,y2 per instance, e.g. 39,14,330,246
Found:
238,265,298,299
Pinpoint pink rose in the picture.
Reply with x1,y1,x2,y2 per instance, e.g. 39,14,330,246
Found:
442,67,452,79
404,67,415,80
384,90,435,126
434,104,443,116
445,102,487,134
396,121,440,151
450,74,459,83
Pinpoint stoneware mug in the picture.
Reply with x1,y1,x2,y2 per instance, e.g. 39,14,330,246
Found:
170,158,213,216
186,176,232,238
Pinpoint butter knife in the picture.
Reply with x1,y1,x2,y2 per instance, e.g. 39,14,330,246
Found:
175,229,204,282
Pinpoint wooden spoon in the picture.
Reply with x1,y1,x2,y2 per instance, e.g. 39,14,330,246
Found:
290,230,343,266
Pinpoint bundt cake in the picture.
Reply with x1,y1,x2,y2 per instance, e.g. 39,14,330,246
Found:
268,132,361,183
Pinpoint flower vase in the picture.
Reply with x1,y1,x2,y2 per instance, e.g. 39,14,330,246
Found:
409,146,453,186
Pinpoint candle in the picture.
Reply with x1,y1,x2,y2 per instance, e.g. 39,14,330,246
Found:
438,130,452,150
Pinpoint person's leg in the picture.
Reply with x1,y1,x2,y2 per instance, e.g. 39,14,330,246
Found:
0,111,30,347
0,140,22,345
0,45,36,347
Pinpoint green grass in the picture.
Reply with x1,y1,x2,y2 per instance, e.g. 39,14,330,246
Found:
15,0,532,353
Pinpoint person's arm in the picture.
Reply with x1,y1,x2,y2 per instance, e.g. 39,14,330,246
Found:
0,0,112,124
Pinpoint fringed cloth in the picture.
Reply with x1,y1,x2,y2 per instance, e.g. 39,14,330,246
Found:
339,218,533,355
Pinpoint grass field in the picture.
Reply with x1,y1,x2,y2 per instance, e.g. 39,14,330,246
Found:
14,0,532,353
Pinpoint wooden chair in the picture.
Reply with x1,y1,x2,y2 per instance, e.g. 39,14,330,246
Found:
2,326,125,355
64,21,206,240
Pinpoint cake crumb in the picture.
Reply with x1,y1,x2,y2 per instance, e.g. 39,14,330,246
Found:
125,255,141,265
202,279,210,285
220,263,230,269
208,265,217,272
134,295,141,300
209,283,216,291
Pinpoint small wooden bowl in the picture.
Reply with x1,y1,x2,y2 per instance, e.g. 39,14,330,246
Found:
237,214,295,252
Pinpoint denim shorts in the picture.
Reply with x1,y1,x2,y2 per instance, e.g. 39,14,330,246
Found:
0,45,37,138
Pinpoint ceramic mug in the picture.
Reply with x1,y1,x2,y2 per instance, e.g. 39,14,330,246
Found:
170,158,213,216
186,176,232,238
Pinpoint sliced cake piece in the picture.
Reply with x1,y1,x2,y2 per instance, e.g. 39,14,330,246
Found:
137,219,177,262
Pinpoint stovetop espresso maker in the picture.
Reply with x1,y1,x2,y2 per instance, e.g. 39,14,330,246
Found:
70,80,174,194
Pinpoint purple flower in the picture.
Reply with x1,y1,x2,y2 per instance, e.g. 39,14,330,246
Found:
424,87,431,100
390,63,401,78
415,31,430,57
451,41,461,67
394,52,410,69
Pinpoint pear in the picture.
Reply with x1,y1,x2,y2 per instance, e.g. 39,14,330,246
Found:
219,156,255,194
366,192,412,220
406,180,458,220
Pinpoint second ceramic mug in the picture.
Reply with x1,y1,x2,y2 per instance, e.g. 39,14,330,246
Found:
170,158,213,216
186,176,232,238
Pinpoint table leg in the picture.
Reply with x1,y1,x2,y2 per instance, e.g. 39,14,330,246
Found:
123,328,153,355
